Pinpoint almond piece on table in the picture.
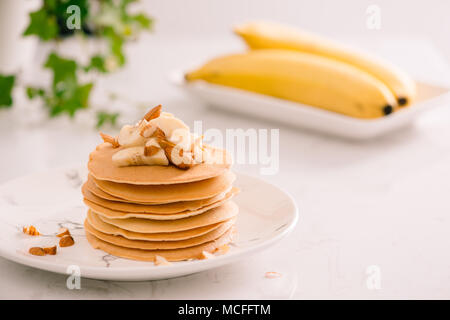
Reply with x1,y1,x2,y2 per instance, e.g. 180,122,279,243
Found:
43,246,57,255
59,235,75,247
56,228,71,238
23,225,40,236
29,247,45,256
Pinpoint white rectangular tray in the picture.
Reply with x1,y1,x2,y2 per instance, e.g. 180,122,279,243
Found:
171,71,450,140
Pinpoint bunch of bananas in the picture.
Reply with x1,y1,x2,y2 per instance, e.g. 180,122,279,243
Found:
185,21,416,119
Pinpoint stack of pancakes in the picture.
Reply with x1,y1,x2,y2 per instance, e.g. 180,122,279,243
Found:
82,143,238,262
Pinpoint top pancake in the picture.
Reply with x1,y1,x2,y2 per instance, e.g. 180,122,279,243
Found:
88,143,232,185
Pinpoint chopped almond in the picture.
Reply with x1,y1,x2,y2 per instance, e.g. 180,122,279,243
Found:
148,121,195,170
142,105,162,121
200,251,216,260
59,235,75,247
43,246,57,255
144,145,160,157
29,247,45,256
56,228,71,238
158,139,194,170
151,127,166,140
265,271,282,279
154,255,171,266
214,244,230,255
139,122,153,137
99,132,120,148
23,225,40,236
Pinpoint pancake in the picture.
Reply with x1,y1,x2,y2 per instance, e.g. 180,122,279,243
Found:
95,201,238,233
82,181,236,213
86,210,234,241
92,171,235,203
88,143,232,185
85,227,235,262
84,218,233,250
84,189,237,220
84,177,174,205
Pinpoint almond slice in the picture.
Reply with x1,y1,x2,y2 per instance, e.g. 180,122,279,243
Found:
144,145,160,157
99,132,120,148
158,139,194,170
214,244,230,255
56,228,70,238
154,255,171,266
43,246,57,255
29,247,45,256
59,235,75,247
151,127,166,140
265,271,282,279
200,251,215,260
151,126,195,169
139,122,153,138
23,225,40,236
142,105,162,121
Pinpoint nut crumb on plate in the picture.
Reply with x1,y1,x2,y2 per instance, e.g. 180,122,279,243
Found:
265,271,282,279
59,235,75,247
29,247,45,256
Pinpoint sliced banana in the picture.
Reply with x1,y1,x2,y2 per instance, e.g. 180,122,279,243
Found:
112,146,169,167
149,112,189,139
117,122,146,147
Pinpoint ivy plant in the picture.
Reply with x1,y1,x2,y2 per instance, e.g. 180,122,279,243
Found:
0,75,15,108
3,0,152,127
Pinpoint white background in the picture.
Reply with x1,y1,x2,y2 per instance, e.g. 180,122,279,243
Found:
145,0,450,60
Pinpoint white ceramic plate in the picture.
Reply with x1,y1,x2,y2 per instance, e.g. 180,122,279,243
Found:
0,166,298,281
171,71,450,140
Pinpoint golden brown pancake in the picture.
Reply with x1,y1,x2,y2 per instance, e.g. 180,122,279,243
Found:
82,181,237,213
83,189,237,220
85,227,235,262
94,201,238,233
92,171,235,203
84,218,233,250
88,143,232,185
84,177,176,205
86,210,234,241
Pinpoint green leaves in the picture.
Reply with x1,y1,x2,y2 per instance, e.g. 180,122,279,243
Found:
27,53,93,117
130,13,152,29
84,55,107,73
23,0,89,40
20,0,153,125
96,111,120,128
44,53,93,117
0,75,15,108
94,1,153,67
103,27,125,66
45,52,77,87
23,7,58,41
26,87,45,99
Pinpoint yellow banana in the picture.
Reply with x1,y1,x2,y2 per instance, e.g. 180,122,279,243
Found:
185,50,397,119
234,21,416,106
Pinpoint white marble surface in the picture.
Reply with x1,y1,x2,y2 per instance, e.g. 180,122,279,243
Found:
1,36,450,299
